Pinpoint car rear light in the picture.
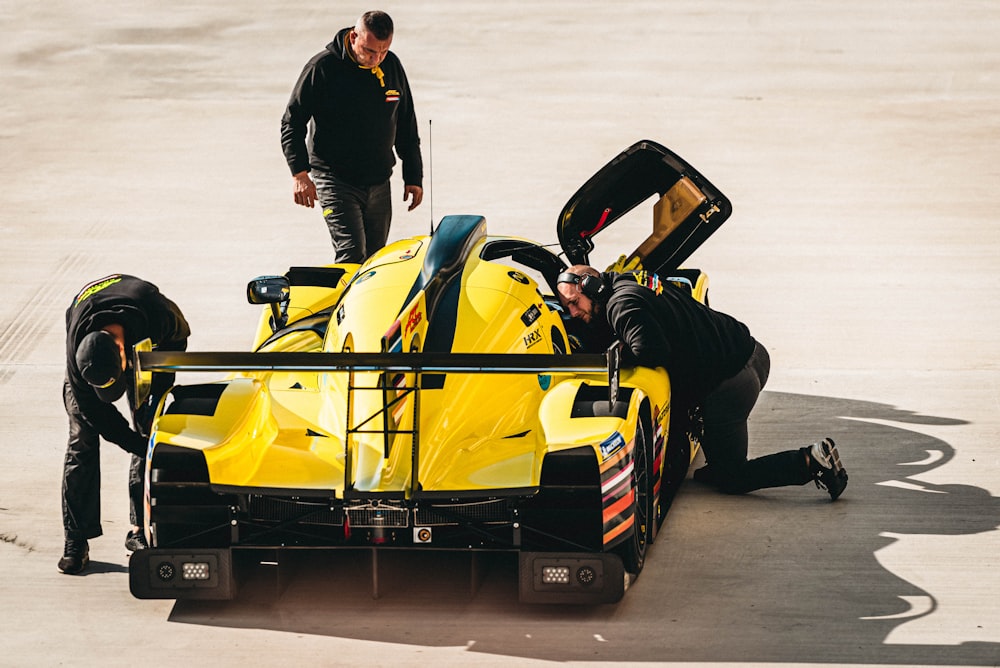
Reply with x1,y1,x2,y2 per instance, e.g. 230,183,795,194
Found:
181,561,211,580
131,549,236,600
541,566,571,584
519,552,627,604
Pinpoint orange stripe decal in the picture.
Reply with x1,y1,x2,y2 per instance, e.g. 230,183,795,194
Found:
602,488,634,524
603,515,634,543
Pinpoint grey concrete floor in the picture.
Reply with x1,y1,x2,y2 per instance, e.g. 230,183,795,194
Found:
1,1,998,666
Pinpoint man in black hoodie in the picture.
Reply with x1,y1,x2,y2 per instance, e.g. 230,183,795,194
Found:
60,275,189,574
556,265,848,501
281,10,423,263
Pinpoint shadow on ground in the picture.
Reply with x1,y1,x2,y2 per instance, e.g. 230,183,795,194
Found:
166,391,1000,664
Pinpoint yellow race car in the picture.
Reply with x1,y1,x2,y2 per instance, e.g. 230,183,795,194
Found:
129,140,731,604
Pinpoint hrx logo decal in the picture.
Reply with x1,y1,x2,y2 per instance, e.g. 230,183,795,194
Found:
523,328,542,349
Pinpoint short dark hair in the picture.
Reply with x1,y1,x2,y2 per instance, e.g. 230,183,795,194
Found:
360,10,394,40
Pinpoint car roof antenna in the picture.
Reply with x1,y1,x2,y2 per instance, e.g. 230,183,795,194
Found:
428,118,434,236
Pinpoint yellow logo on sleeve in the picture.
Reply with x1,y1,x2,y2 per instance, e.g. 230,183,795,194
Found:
73,275,123,307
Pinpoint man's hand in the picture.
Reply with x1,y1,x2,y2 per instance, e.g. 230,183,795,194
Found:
403,184,423,211
124,431,148,458
293,171,317,208
133,393,157,438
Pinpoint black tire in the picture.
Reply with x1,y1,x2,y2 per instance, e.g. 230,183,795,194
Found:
616,406,653,575
657,410,693,526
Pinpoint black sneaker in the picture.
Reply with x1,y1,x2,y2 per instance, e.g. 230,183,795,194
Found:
807,438,848,501
124,529,148,552
58,538,90,575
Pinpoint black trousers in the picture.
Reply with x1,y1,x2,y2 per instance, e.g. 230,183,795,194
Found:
699,340,812,494
61,369,176,541
313,171,392,264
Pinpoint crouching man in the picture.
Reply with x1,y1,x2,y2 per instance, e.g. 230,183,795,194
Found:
556,265,848,500
60,274,189,574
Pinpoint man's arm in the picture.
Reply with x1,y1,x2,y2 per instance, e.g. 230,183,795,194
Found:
393,63,423,210
606,293,672,369
70,378,147,456
281,60,318,201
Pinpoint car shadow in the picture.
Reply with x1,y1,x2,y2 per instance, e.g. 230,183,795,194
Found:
164,390,1000,664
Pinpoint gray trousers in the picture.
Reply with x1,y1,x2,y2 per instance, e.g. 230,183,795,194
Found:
313,171,392,264
700,340,812,494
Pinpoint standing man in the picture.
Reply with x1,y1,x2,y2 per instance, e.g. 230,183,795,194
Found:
556,266,848,500
281,10,424,263
60,274,189,574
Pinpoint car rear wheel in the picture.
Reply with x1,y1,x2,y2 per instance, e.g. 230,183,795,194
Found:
657,404,695,526
616,407,653,576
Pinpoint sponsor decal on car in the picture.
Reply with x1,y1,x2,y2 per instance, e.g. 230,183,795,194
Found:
404,304,423,338
599,432,636,545
523,327,542,349
599,432,626,460
520,304,541,326
508,270,529,285
354,270,377,284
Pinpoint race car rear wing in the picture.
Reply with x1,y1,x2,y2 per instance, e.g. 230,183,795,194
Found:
134,346,625,498
134,346,625,407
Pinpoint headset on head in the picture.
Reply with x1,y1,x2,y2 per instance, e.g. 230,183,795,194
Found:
557,270,609,302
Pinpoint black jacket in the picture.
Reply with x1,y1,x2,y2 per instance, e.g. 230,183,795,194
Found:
602,271,755,403
281,27,423,188
65,275,189,455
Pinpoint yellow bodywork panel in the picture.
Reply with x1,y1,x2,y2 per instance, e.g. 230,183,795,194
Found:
155,378,272,451
153,378,346,489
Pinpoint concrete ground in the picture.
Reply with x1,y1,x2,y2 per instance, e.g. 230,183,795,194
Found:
1,1,998,666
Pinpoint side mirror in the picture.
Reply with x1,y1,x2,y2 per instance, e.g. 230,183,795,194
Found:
247,275,291,331
247,275,291,304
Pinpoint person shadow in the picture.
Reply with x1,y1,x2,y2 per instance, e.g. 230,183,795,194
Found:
165,390,1000,664
79,561,130,575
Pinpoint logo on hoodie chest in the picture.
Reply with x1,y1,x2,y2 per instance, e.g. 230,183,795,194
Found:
385,89,400,103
